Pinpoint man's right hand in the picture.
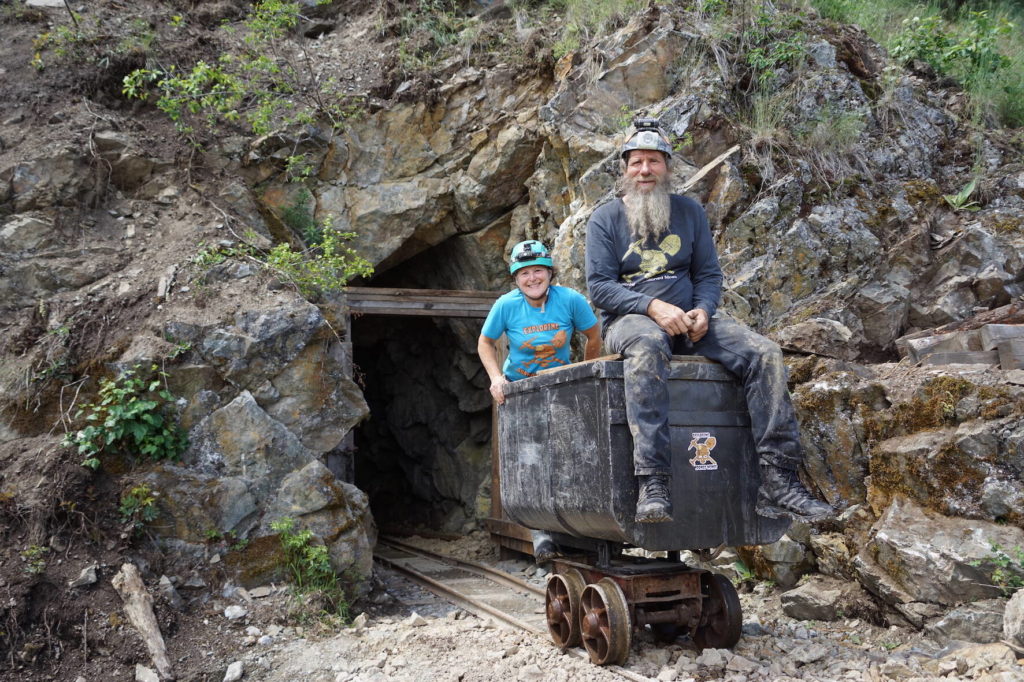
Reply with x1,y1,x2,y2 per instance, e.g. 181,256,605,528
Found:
647,299,692,337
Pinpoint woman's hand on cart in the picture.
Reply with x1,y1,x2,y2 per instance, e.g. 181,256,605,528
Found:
489,375,508,405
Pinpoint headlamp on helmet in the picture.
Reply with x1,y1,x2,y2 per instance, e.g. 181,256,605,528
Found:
509,240,553,274
621,117,673,160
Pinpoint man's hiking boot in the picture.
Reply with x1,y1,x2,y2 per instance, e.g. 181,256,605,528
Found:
756,464,834,521
636,474,672,523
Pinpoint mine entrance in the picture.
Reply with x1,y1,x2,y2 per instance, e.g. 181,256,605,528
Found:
348,288,522,544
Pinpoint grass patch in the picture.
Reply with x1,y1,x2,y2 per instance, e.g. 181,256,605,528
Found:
271,517,350,622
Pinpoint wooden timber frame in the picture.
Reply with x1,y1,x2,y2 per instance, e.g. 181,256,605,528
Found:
344,287,535,558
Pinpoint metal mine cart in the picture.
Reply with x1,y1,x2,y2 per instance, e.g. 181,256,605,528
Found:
498,356,791,665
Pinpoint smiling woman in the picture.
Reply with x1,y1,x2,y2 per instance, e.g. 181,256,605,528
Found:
477,240,602,404
476,239,603,563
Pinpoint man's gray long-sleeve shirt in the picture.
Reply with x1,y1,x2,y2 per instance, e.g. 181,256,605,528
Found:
585,195,723,331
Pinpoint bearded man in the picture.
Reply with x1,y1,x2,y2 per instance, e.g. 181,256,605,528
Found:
585,120,834,524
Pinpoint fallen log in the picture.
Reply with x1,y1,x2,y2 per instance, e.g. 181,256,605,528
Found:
112,563,174,680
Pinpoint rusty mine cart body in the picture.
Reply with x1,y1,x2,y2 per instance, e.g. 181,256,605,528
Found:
498,356,791,665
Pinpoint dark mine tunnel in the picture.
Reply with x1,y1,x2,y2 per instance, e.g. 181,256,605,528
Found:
352,310,495,536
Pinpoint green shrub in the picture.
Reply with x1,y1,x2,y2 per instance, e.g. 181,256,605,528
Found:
21,545,49,575
891,11,1011,81
31,15,154,71
119,483,159,534
271,517,349,619
810,0,1023,126
548,0,646,58
63,364,188,470
970,543,1024,596
280,189,320,244
123,0,363,137
743,4,808,85
264,224,374,298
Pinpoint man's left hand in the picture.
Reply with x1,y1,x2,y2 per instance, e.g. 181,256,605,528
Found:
686,308,709,342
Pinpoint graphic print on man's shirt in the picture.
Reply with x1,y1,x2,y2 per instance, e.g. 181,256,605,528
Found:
621,233,681,282
515,327,568,377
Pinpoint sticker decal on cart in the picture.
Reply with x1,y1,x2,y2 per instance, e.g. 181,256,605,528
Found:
687,432,718,471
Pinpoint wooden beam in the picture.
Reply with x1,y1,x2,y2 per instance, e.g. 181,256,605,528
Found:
345,287,501,318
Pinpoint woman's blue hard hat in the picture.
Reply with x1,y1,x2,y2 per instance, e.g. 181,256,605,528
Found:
509,240,553,274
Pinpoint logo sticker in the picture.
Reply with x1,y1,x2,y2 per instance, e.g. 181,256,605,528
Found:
687,432,718,471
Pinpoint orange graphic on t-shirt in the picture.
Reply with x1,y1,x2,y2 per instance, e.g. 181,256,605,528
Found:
517,329,568,371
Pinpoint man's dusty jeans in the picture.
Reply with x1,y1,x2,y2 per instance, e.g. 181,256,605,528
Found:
604,313,803,476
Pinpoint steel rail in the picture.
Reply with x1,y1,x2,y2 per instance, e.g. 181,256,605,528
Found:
373,549,545,636
378,536,546,598
373,538,652,682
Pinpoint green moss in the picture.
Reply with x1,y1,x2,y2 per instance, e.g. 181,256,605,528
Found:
787,356,821,387
793,380,848,423
902,179,942,207
223,534,288,588
863,375,976,442
869,439,987,518
979,385,1019,420
989,216,1022,234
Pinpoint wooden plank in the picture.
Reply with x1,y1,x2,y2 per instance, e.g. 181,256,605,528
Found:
997,339,1024,370
981,324,1024,351
345,286,500,318
921,350,999,366
681,144,740,191
897,330,981,362
536,353,622,375
347,292,500,305
347,301,494,317
346,286,502,300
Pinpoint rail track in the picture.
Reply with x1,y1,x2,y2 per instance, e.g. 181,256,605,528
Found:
374,536,653,682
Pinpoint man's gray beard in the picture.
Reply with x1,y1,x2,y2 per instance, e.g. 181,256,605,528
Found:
619,175,671,243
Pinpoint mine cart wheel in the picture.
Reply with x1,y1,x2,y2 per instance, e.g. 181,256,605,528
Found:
693,573,742,650
545,568,586,649
580,577,632,666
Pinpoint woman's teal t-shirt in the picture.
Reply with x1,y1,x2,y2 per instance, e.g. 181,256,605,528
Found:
481,285,597,380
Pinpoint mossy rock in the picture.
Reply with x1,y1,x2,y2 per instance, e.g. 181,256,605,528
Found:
223,534,288,588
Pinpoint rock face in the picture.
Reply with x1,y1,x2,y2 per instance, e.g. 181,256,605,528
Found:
3,0,1024,642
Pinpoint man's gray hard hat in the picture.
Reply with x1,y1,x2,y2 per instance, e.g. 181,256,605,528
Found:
620,127,673,160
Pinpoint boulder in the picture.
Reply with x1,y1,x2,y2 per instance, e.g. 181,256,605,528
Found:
924,599,1007,645
867,417,1024,523
341,178,454,271
139,464,259,543
740,534,814,589
1,148,88,210
792,370,886,507
853,496,1024,607
186,391,321,504
1004,588,1024,647
0,213,55,252
809,533,854,579
454,124,543,229
258,338,369,453
776,318,856,360
198,300,325,389
262,460,375,596
781,576,854,621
